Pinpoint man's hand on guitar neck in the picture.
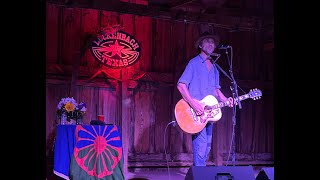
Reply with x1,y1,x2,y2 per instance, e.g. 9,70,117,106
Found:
226,97,235,107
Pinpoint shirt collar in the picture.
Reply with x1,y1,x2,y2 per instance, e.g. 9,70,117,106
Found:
199,54,212,63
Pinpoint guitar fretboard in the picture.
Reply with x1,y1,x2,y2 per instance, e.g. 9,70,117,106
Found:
212,94,250,109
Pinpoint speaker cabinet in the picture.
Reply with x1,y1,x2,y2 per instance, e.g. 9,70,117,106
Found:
185,165,255,180
256,167,274,180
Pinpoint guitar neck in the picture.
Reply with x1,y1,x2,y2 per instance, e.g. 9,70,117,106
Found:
214,94,250,109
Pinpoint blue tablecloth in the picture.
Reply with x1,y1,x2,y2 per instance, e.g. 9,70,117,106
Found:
53,125,124,180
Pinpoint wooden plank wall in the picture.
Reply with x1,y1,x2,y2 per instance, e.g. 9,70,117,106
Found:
45,1,274,170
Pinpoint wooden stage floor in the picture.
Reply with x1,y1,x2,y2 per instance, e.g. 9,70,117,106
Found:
47,165,270,180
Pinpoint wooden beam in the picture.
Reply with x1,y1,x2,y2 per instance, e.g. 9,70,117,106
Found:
120,69,130,174
127,160,273,167
47,0,263,31
70,51,81,97
46,64,273,91
170,0,197,9
127,152,273,167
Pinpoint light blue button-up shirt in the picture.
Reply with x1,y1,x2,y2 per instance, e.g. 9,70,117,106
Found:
178,55,221,100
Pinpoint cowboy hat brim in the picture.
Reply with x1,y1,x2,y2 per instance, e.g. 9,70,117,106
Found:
194,33,220,49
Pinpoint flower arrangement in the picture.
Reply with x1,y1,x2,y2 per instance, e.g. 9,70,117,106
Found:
56,97,87,123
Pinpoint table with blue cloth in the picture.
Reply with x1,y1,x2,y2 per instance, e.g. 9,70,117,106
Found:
53,124,124,180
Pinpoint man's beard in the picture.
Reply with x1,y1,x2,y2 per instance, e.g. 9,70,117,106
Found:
202,48,213,56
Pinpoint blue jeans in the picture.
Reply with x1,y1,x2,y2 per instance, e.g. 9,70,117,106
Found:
192,122,214,166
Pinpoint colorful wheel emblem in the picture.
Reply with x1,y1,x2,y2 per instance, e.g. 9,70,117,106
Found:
73,125,123,178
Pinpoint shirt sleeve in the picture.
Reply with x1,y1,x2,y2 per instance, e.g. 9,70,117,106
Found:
177,61,194,87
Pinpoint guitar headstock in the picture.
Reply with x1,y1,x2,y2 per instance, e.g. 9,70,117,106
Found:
248,88,262,100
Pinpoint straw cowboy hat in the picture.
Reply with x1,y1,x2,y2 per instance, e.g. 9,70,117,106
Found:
194,31,220,49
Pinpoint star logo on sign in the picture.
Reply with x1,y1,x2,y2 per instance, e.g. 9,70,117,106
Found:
108,40,125,58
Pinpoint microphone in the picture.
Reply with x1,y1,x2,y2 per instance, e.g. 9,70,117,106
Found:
217,45,231,50
210,53,221,64
210,53,220,57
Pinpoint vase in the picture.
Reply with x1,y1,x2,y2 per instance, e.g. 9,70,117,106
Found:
60,113,68,125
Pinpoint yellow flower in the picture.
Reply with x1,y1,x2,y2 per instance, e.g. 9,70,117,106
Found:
65,102,75,112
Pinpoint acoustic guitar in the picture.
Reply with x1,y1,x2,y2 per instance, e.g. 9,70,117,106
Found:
174,88,262,134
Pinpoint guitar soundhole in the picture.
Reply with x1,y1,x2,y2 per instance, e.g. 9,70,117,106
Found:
204,105,211,110
204,106,213,115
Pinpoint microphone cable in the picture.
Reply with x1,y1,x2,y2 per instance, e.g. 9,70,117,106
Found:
164,120,177,180
225,104,237,166
225,119,235,166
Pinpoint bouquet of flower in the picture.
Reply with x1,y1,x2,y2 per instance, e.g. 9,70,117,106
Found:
56,97,87,122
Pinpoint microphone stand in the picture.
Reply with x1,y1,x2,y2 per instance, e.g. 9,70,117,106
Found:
225,47,242,110
214,46,241,166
